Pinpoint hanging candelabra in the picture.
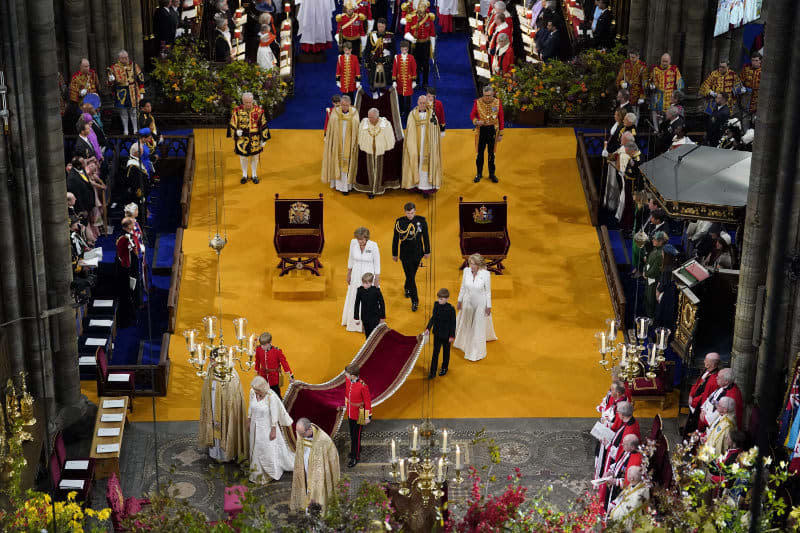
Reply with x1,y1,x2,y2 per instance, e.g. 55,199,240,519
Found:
596,317,670,382
184,316,256,382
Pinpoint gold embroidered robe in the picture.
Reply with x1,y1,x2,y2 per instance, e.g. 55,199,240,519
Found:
290,424,340,511
198,367,248,462
401,108,442,189
321,107,361,185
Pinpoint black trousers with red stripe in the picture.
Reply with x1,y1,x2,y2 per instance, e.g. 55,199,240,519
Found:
348,418,363,460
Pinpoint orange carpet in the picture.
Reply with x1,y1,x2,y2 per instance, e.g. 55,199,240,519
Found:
82,127,677,421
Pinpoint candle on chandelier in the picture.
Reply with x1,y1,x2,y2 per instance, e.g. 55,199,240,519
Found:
391,438,397,463
442,429,448,451
648,344,657,366
399,458,406,481
188,330,196,352
609,319,617,339
248,334,257,354
455,445,461,469
412,426,419,450
600,331,607,353
438,457,444,480
658,328,667,349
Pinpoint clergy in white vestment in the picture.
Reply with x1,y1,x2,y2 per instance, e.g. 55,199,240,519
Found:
607,466,649,528
248,376,295,483
454,253,497,362
321,95,360,193
401,95,442,193
297,0,336,53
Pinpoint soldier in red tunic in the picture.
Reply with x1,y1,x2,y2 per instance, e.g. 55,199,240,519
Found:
344,364,372,467
403,1,436,89
336,2,368,57
355,0,374,32
336,41,362,103
254,332,294,398
393,40,417,117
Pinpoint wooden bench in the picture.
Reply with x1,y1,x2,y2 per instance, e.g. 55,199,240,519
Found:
90,396,130,479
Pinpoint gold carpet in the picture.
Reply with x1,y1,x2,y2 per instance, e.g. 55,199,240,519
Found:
83,127,677,421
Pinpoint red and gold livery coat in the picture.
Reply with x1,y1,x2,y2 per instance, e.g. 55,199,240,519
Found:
356,0,372,21
405,12,436,42
615,59,648,102
227,104,270,156
699,68,743,113
337,12,367,41
740,64,761,113
69,69,101,103
392,53,417,96
107,61,145,108
254,345,293,387
648,64,684,112
344,378,372,420
336,53,361,93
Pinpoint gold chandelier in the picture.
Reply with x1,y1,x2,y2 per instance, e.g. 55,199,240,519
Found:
596,317,670,382
184,316,256,382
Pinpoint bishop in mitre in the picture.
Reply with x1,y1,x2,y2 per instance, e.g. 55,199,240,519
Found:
322,94,360,194
198,364,248,462
402,95,442,195
290,417,340,512
357,108,397,198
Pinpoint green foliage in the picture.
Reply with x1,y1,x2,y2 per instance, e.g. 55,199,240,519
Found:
150,38,291,115
490,45,627,117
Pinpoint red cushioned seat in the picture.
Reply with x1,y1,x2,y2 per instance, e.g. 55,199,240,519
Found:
224,485,248,519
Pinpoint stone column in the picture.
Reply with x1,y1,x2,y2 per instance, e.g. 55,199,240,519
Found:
63,0,90,72
627,0,649,55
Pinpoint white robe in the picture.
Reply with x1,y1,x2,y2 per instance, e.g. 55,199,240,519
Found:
257,33,277,70
342,239,381,331
454,268,497,361
248,389,295,483
296,0,336,46
439,0,459,16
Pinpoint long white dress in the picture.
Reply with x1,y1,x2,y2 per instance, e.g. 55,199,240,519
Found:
248,389,295,483
341,239,381,331
296,0,336,48
454,268,497,361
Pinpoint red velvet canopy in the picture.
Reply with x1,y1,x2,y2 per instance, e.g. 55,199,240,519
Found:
282,324,424,449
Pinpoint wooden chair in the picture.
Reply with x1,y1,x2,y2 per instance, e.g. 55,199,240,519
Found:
54,431,95,480
96,347,135,411
273,194,325,276
49,452,92,502
458,197,510,274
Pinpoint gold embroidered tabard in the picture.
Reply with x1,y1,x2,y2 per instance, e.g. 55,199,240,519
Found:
475,97,500,129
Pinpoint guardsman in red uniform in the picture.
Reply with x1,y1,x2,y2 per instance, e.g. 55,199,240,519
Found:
254,332,294,398
336,41,362,102
344,364,372,467
227,92,271,184
615,49,649,104
395,0,413,32
393,40,417,117
740,53,762,118
336,1,368,57
404,1,436,89
69,58,101,104
355,0,374,32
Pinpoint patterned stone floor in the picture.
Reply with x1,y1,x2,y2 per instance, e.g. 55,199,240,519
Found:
74,417,678,527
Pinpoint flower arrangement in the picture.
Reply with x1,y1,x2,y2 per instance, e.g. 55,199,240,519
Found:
490,46,626,119
151,38,291,116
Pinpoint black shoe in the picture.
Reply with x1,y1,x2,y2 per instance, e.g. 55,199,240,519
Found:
347,458,357,468
411,301,418,312
252,177,260,184
474,175,482,183
439,368,448,376
489,175,499,183
342,191,349,196
428,371,436,379
240,176,248,184
422,192,429,199
368,193,375,199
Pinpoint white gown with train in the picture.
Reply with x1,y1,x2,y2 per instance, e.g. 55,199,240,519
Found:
341,239,381,331
454,268,497,361
248,389,294,483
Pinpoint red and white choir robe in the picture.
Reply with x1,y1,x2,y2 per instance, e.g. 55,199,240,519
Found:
599,450,643,510
491,43,514,75
336,53,361,93
393,53,417,96
698,382,743,432
595,414,640,480
689,368,719,414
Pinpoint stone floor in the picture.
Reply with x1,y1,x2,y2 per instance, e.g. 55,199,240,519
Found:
72,416,678,527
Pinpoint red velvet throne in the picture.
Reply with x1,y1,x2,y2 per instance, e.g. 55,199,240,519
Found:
458,197,510,274
274,194,325,276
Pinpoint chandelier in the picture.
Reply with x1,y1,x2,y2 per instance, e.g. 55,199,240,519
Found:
0,372,36,477
384,422,465,508
596,318,670,382
184,316,256,382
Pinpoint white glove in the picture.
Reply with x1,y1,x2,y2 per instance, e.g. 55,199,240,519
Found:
440,131,445,138
404,32,416,44
400,17,407,26
412,81,416,88
360,35,367,50
649,83,655,89
393,81,397,87
602,149,609,158
336,81,341,88
383,49,391,57
236,129,243,137
80,88,87,96
108,74,116,82
709,91,717,97
430,36,436,55
261,142,266,147
356,81,361,89
740,86,748,94
637,98,645,104
621,81,628,89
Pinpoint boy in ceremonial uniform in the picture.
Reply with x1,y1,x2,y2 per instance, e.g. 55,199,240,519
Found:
616,49,648,104
393,40,417,117
425,288,456,378
404,1,436,90
254,332,294,398
336,42,361,103
470,85,504,183
427,87,446,135
324,94,342,133
392,202,430,311
344,364,372,467
107,50,145,135
228,92,271,184
336,2,367,57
